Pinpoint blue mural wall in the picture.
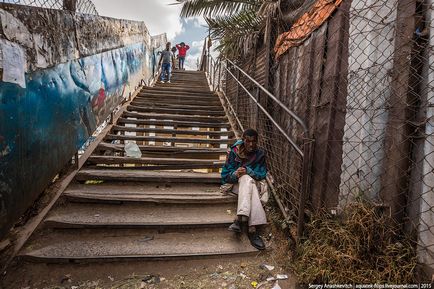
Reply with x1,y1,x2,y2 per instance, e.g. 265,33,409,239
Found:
0,42,147,237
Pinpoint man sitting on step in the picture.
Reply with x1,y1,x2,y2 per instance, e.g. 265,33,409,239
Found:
221,128,268,250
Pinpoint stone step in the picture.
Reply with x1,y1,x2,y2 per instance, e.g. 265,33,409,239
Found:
122,111,228,124
86,155,225,167
111,125,233,137
63,184,233,204
96,142,228,154
44,203,236,229
130,101,224,111
126,105,226,116
133,97,221,106
117,118,231,129
104,134,234,144
20,227,256,263
75,169,221,184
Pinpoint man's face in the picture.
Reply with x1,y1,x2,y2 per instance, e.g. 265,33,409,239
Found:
166,43,171,50
243,135,258,153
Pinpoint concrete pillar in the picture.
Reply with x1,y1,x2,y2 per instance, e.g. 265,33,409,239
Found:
339,0,398,204
417,0,434,275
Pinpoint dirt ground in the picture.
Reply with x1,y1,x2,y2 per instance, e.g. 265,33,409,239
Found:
3,250,295,289
2,224,295,289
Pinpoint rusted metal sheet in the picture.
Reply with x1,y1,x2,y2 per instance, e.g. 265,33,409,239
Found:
380,0,417,223
310,1,350,210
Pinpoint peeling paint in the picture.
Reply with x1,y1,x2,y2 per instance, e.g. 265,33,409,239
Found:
0,3,167,239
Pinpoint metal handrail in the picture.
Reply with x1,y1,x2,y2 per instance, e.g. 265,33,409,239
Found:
225,67,304,156
202,42,313,239
205,54,306,157
226,58,308,136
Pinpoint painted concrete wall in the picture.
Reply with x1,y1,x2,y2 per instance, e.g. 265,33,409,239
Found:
339,0,398,203
0,3,166,238
416,0,434,273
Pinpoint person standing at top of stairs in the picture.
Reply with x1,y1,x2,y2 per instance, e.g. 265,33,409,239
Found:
176,42,190,70
159,42,175,83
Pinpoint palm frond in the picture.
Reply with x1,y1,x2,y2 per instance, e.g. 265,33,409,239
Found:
205,9,263,58
177,0,261,17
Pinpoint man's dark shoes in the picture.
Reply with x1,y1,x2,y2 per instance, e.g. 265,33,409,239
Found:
248,232,266,250
228,220,242,233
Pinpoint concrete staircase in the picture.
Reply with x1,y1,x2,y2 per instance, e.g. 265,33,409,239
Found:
19,70,257,263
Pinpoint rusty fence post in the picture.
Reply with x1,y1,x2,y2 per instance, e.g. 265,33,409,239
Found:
297,137,314,241
63,0,77,12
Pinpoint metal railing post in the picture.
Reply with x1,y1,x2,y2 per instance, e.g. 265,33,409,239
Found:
217,61,222,92
297,138,313,241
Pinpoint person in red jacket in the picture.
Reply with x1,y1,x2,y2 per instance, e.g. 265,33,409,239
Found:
176,42,190,70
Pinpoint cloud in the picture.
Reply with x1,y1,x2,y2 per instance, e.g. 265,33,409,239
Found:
92,1,209,70
92,0,183,40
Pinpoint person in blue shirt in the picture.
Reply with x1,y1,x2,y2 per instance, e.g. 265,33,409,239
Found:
221,128,268,250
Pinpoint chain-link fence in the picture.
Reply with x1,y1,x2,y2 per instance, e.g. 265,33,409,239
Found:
202,0,434,277
0,0,98,15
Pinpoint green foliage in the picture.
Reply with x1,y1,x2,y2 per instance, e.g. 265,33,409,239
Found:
177,0,277,59
178,0,260,18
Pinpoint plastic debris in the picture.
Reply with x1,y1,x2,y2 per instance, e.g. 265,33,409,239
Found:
138,236,154,242
142,274,160,284
108,276,114,281
85,180,104,185
251,281,258,288
60,274,72,284
259,264,275,271
226,209,232,215
94,214,100,217
276,274,288,280
272,281,282,289
124,142,142,158
239,272,247,279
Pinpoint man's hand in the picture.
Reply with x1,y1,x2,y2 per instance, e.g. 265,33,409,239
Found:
235,167,247,178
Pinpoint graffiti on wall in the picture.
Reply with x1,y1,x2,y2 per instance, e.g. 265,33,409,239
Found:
0,42,147,237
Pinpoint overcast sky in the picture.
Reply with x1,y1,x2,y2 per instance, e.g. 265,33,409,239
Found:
92,0,208,69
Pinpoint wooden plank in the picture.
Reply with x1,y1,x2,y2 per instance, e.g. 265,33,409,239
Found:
87,155,224,165
310,2,350,209
104,134,234,144
112,125,233,136
127,105,226,116
117,118,231,128
122,111,228,123
380,0,417,223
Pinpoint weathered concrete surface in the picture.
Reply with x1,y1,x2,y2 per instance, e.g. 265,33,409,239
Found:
0,3,152,70
416,0,434,274
339,0,398,203
0,3,167,239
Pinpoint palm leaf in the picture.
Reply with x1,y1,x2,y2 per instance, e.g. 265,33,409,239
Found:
176,0,260,17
